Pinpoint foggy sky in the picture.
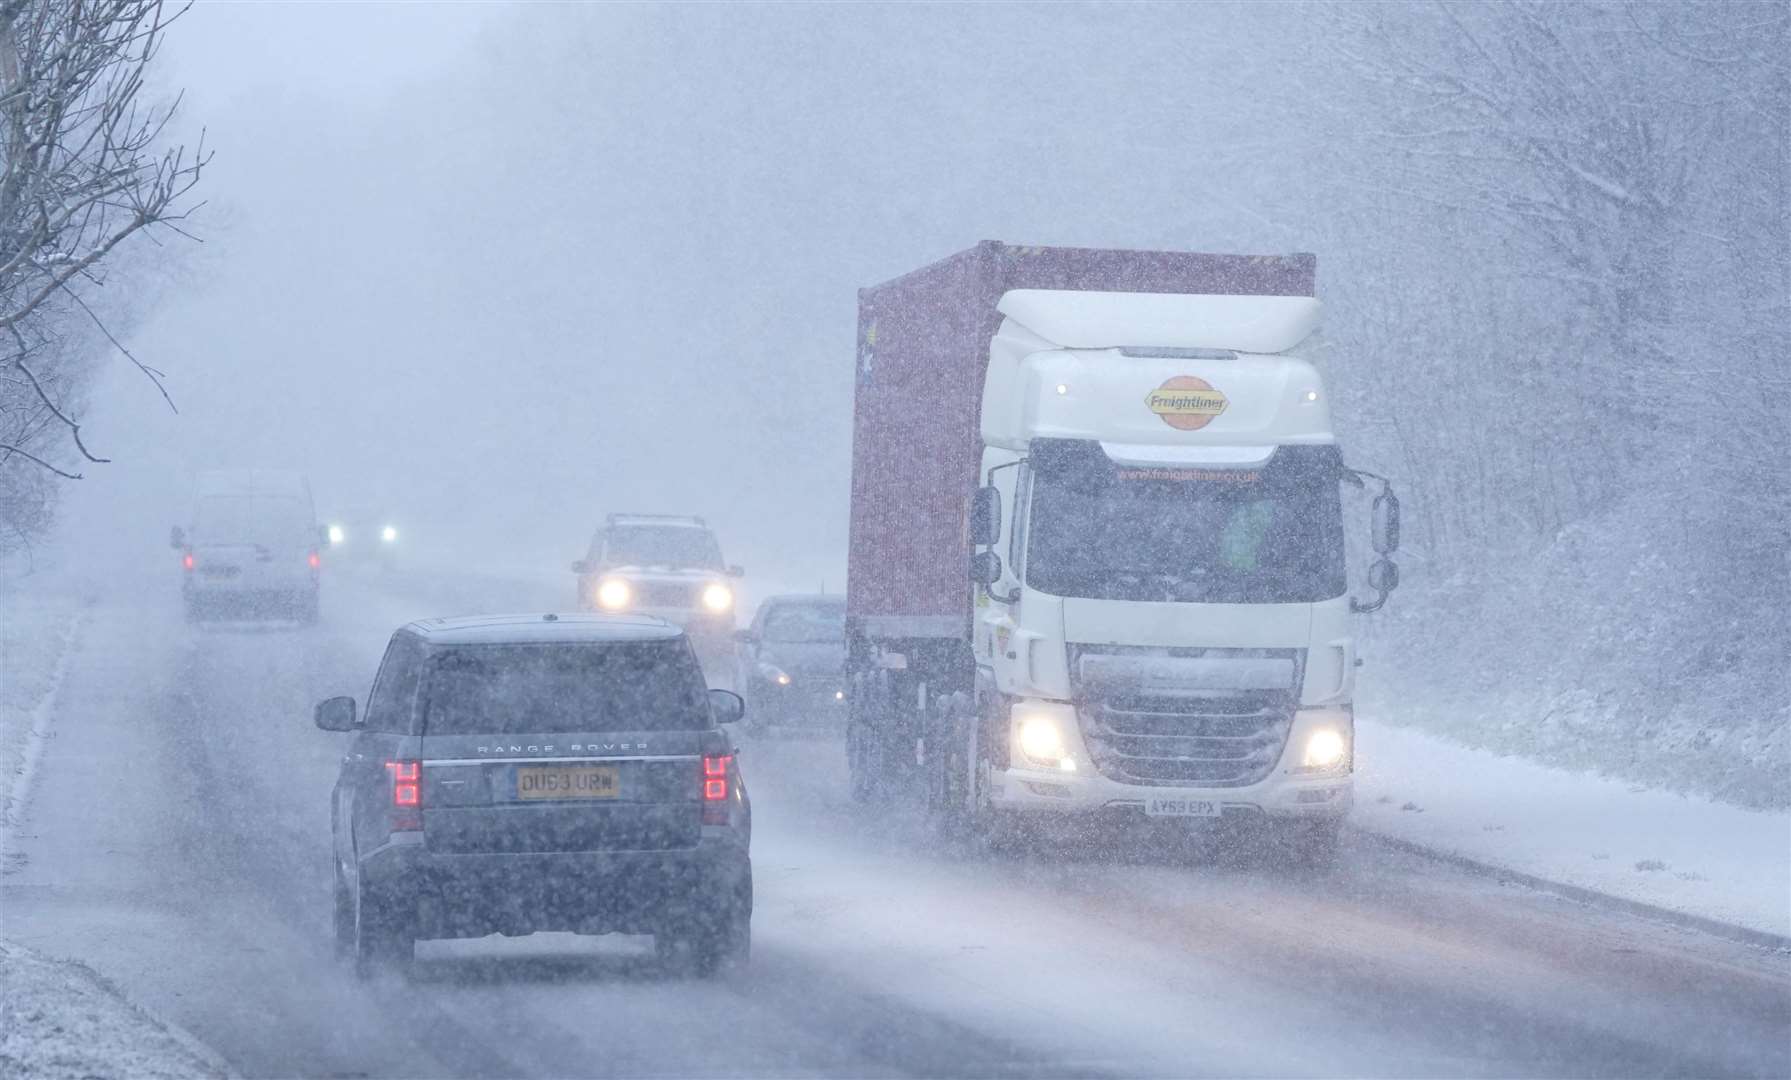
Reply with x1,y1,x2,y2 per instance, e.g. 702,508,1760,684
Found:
71,3,1341,600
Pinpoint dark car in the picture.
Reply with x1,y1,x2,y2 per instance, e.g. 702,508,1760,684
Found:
315,613,751,978
734,595,847,729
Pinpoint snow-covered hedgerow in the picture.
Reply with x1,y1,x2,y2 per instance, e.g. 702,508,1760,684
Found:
1361,485,1789,811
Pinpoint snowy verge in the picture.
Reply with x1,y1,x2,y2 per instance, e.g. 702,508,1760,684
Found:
0,587,84,853
0,940,234,1080
2,574,234,1078
1354,719,1791,942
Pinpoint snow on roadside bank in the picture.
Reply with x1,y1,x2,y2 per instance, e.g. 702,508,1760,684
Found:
1355,719,1791,940
0,941,233,1080
2,571,234,1078
0,597,82,845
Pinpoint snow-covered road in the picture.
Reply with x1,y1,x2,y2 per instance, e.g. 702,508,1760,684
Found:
3,569,1787,1078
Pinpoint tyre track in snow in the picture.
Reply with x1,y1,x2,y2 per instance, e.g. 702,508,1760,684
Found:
6,574,1089,1079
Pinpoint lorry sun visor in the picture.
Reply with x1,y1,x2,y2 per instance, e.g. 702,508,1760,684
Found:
1030,439,1341,488
1097,442,1277,467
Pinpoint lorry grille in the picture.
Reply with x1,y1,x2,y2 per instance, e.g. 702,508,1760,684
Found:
1077,692,1295,787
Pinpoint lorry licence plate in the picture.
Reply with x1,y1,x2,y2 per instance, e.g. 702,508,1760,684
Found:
515,765,619,801
1144,797,1221,818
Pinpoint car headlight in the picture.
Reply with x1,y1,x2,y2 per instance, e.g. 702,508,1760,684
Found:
1013,704,1077,772
701,582,733,613
596,578,632,611
1301,727,1349,771
327,524,345,545
381,525,398,543
758,662,791,687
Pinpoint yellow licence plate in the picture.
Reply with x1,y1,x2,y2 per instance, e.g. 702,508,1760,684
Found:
514,764,619,801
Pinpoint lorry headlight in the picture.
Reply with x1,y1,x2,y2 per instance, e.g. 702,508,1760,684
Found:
596,578,632,610
759,662,791,687
1301,727,1349,770
327,524,345,545
381,525,398,543
1013,705,1077,772
701,583,733,613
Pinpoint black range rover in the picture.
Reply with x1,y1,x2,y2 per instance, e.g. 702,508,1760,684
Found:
316,613,751,978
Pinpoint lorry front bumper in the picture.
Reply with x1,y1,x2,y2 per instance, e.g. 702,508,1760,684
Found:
987,702,1354,822
990,765,1352,821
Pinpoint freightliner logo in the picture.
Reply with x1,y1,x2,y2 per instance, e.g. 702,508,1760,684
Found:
1146,376,1228,431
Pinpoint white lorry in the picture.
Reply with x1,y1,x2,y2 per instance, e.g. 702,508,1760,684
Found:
845,242,1399,856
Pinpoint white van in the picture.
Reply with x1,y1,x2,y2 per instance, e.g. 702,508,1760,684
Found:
173,470,323,622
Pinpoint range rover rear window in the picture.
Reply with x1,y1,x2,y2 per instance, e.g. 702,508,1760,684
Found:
422,642,710,735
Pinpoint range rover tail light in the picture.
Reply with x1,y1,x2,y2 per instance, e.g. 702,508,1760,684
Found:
385,760,421,830
701,754,732,825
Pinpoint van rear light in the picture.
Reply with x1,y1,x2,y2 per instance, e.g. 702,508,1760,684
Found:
182,553,194,571
385,760,422,830
307,551,321,569
701,754,732,824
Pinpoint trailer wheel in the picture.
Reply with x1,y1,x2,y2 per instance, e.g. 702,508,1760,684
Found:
926,692,978,839
846,719,877,803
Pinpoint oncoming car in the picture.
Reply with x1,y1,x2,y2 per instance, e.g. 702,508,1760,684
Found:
571,514,744,682
735,595,847,729
315,613,752,978
323,514,404,569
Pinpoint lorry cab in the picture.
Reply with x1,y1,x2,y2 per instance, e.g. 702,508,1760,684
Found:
963,291,1393,838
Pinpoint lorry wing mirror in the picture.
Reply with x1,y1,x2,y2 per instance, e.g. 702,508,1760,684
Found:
314,695,357,732
170,526,186,550
733,628,757,645
1371,490,1401,555
571,559,590,574
726,564,745,578
969,549,1003,586
1354,557,1400,613
970,486,1001,547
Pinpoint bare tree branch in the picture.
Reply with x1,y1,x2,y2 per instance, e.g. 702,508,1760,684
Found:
0,0,205,548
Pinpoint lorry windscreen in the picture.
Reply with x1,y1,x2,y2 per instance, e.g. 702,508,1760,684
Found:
422,642,711,735
602,525,722,569
1024,443,1345,605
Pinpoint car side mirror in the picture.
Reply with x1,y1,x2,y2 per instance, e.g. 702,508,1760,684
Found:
708,688,745,726
1371,490,1401,556
571,559,590,575
170,526,186,550
969,486,1001,547
969,549,1002,586
726,565,745,578
733,628,757,645
314,695,357,732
